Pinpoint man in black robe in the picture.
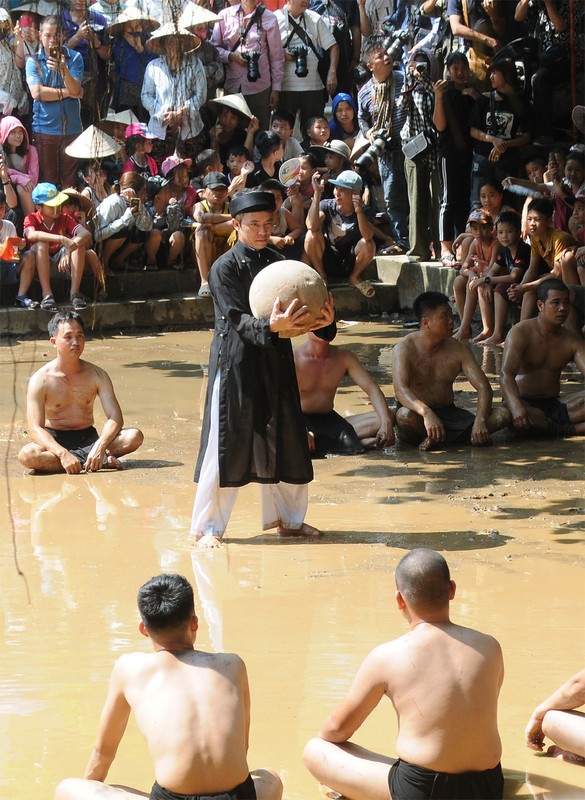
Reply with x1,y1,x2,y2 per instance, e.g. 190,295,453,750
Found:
191,190,335,548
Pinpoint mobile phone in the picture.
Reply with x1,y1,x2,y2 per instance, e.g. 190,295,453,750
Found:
130,197,141,212
20,15,35,28
49,44,61,59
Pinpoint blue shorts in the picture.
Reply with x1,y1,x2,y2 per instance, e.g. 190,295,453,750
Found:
0,260,19,285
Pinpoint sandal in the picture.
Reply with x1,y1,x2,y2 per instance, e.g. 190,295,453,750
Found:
40,294,58,312
198,284,212,297
70,292,87,310
143,263,158,271
440,253,457,267
15,295,40,309
353,279,376,298
377,244,406,256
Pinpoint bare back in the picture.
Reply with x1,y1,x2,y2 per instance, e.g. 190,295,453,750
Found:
393,333,468,408
377,622,503,772
28,358,104,430
116,650,250,794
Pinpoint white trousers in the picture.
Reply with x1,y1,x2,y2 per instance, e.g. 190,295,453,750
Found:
190,373,309,537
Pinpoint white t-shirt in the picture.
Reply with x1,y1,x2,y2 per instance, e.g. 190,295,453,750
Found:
0,219,17,244
275,8,336,92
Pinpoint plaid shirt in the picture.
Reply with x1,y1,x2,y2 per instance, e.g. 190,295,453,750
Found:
397,69,437,170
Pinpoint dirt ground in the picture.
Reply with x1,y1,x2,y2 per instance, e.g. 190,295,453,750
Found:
0,322,583,799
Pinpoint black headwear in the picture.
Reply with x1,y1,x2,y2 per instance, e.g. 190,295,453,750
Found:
229,190,276,217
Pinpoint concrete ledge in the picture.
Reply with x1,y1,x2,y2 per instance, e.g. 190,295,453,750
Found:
375,256,456,310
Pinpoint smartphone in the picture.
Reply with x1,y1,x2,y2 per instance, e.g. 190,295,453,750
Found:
49,44,61,59
130,197,141,212
20,15,35,28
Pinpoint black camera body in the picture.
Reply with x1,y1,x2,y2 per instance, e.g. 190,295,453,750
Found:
380,23,409,62
354,130,393,170
291,45,309,78
243,50,261,82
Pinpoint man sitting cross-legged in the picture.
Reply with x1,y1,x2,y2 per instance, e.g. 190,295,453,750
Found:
293,331,395,457
392,291,510,450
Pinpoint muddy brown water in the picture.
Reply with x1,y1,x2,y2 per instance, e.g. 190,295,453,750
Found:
1,322,584,799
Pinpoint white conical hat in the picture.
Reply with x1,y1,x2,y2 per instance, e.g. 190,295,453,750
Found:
64,126,122,159
108,7,160,37
101,109,140,127
208,93,253,122
145,22,201,54
178,2,221,30
350,132,370,162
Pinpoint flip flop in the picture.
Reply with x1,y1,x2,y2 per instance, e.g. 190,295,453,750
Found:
198,284,212,297
353,280,375,298
377,244,405,256
15,295,40,309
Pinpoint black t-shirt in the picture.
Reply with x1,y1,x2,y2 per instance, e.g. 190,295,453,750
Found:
470,90,532,165
437,84,475,159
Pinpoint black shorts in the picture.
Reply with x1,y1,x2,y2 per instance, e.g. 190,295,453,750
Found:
149,775,257,800
524,397,572,433
322,242,357,278
303,410,365,458
45,426,100,466
396,403,475,445
389,759,504,800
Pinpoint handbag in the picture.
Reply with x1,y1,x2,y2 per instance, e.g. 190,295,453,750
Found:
402,131,429,161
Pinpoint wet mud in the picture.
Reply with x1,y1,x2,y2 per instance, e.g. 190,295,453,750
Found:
0,323,584,799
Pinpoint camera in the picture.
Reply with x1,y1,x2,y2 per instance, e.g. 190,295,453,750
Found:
48,44,62,60
380,22,410,62
415,61,428,76
130,197,142,212
354,130,392,170
243,51,261,83
291,45,309,78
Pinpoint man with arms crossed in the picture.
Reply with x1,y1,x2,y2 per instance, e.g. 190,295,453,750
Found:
500,279,585,436
303,548,505,800
392,291,509,450
55,573,282,800
18,311,143,473
293,331,395,457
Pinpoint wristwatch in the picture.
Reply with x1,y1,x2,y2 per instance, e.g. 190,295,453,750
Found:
484,276,491,285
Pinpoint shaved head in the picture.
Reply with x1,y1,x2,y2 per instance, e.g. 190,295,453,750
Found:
395,549,451,610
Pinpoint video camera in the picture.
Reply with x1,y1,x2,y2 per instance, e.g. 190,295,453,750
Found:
380,21,409,62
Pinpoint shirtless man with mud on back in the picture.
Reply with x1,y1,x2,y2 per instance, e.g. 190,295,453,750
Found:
392,291,509,450
500,279,585,436
303,548,505,800
18,311,143,473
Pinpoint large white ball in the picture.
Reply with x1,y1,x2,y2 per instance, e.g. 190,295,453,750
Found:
249,260,328,337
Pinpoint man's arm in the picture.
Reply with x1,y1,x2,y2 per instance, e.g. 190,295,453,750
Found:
85,658,132,781
306,174,325,233
448,13,498,50
500,325,530,429
459,344,493,444
345,351,395,446
318,647,387,743
392,339,445,444
525,669,585,751
84,368,124,472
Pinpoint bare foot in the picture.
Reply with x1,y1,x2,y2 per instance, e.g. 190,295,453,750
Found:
104,455,125,470
419,437,437,451
195,535,223,549
453,328,471,341
546,745,585,764
471,331,490,344
277,522,322,537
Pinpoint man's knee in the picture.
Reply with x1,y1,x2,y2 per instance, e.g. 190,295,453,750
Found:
251,768,283,800
303,737,326,773
18,442,43,468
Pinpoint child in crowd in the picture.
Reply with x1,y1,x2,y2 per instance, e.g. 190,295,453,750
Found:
0,115,38,215
121,122,158,179
191,149,223,196
329,93,360,149
559,192,585,286
0,189,38,308
24,182,102,311
503,155,548,238
225,145,254,196
192,172,232,297
507,197,575,319
248,131,283,187
158,156,195,270
454,209,499,340
271,110,303,161
284,153,317,214
260,178,305,261
453,180,512,265
300,116,330,163
477,211,531,346
79,161,112,210
546,150,585,233
309,140,352,200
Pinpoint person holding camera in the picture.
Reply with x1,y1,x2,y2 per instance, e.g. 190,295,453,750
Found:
275,0,339,135
62,0,110,122
212,0,284,133
25,15,84,190
357,34,409,254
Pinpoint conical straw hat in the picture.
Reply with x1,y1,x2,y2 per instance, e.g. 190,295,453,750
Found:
350,132,370,162
65,126,122,159
208,93,253,122
178,2,221,30
108,7,160,37
101,109,140,128
145,22,200,54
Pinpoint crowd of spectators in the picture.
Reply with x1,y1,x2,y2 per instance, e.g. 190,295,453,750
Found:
0,0,583,327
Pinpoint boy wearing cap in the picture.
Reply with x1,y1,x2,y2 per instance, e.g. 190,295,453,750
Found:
309,140,351,200
193,172,232,296
305,169,377,297
24,182,95,311
0,189,39,309
121,123,159,180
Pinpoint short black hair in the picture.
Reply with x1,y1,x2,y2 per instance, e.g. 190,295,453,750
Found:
137,574,195,633
524,154,546,169
271,109,295,128
259,178,285,199
413,291,450,323
194,149,221,176
479,179,503,196
299,152,318,169
495,210,521,231
362,34,386,61
395,549,452,610
305,116,328,135
527,197,554,219
48,311,85,338
255,130,282,159
446,51,469,69
537,278,568,303
227,145,250,160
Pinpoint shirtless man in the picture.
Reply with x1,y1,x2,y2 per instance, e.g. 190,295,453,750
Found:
55,573,283,800
525,668,585,764
500,279,585,436
18,311,143,473
293,331,395,457
392,291,510,450
303,548,505,800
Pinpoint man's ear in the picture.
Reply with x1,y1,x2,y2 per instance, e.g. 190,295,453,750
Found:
138,621,150,639
449,580,456,600
231,217,240,231
190,614,198,633
395,589,406,610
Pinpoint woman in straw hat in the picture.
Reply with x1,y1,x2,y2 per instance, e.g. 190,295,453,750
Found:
109,8,159,119
141,24,207,161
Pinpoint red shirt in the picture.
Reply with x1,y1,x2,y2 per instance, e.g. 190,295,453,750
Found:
24,211,82,256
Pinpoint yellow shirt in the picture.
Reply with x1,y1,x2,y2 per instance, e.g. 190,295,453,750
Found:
531,228,575,268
